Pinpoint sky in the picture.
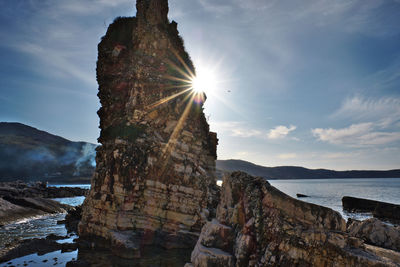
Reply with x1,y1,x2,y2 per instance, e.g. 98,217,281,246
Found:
0,0,400,170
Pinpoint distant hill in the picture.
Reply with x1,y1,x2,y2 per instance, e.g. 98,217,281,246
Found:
2,123,399,183
216,159,400,180
0,122,96,183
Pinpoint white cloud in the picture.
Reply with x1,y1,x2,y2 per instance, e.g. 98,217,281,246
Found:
318,95,400,147
214,121,297,140
213,121,264,138
312,122,400,146
231,129,262,138
268,125,296,139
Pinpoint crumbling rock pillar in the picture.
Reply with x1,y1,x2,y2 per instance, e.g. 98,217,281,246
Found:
78,0,218,253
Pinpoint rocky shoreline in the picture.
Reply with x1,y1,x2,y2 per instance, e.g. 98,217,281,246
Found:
343,196,400,224
2,0,399,266
0,181,88,226
1,174,400,266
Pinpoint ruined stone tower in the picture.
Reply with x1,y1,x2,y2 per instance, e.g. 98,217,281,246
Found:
79,0,218,252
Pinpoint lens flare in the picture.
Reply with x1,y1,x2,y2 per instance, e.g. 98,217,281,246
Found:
191,68,217,94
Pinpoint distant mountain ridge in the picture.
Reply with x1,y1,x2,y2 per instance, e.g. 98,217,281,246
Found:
1,122,399,183
216,159,400,180
0,122,96,183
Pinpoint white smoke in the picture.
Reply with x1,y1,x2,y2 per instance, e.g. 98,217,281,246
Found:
73,143,97,176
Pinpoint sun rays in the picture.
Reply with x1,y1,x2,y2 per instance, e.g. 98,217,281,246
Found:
142,52,212,175
139,50,233,177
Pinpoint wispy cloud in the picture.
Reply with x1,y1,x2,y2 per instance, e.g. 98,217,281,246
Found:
46,0,132,16
268,125,296,139
312,122,400,146
315,95,400,147
214,121,297,140
213,121,264,138
231,128,263,138
197,0,233,15
0,0,134,89
16,42,96,86
333,95,400,127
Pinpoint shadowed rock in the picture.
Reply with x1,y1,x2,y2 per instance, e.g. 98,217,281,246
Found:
0,238,62,263
296,193,309,198
78,0,218,257
0,196,71,226
342,196,400,224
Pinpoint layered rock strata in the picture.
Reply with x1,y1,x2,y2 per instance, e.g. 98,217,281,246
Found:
78,0,218,254
187,172,400,266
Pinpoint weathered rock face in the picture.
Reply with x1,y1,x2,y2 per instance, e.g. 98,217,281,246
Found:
78,0,218,253
347,218,400,252
187,172,400,267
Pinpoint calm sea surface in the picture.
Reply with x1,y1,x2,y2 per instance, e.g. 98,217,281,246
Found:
269,178,400,220
1,179,399,266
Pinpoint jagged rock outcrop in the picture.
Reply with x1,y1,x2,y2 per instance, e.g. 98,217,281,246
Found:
343,196,400,224
78,0,218,256
347,218,400,252
0,196,71,226
187,172,400,266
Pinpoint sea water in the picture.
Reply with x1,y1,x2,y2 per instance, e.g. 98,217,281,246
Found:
0,187,87,249
0,185,88,266
269,177,400,220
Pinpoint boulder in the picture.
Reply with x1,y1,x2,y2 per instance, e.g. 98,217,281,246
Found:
347,218,400,251
296,193,309,198
65,205,82,233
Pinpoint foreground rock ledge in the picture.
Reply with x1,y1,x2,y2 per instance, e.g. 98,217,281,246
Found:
78,0,218,254
186,172,400,266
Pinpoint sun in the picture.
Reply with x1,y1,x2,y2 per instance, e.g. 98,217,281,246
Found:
191,67,217,94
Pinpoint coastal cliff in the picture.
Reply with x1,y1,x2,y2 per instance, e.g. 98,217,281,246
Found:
78,0,400,266
78,0,218,253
